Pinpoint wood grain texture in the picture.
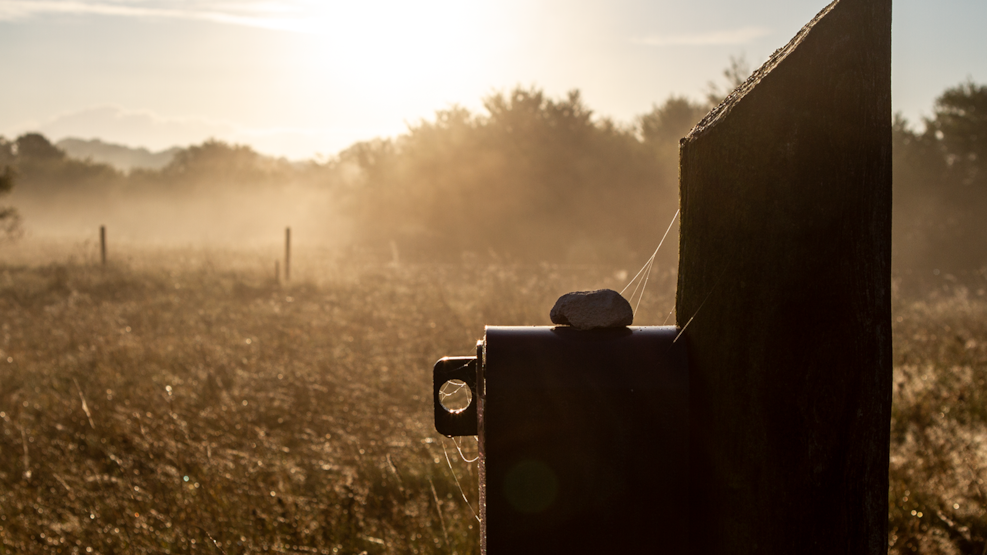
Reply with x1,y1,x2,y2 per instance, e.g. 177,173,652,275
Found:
676,0,892,552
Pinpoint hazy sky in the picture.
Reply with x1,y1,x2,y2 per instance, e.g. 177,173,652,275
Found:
1,0,984,159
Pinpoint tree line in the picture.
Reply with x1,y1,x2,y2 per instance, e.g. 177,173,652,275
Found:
2,74,986,276
892,81,987,276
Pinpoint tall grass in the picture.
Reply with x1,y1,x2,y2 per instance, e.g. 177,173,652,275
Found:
0,244,671,554
889,281,987,555
0,242,983,554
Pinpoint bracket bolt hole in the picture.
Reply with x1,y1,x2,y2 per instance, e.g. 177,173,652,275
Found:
439,379,473,413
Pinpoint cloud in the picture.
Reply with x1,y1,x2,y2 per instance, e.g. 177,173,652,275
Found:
0,0,305,31
632,26,771,46
6,105,397,159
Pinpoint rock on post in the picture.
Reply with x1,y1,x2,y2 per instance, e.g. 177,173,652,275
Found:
550,289,634,330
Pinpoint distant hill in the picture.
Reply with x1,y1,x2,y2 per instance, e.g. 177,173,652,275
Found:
56,138,180,172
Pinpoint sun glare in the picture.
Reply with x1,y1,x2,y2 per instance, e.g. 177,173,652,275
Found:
290,1,497,104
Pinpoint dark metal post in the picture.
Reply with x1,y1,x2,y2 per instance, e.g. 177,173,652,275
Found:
435,328,689,554
100,225,106,266
676,0,892,552
284,227,291,282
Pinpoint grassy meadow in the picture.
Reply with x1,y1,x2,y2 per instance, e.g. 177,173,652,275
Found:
0,241,675,554
0,240,984,554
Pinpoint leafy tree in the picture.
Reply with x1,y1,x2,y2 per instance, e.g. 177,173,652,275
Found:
15,132,67,162
0,165,13,196
335,86,674,263
7,132,121,195
0,137,21,239
637,95,709,191
122,139,316,195
160,140,288,186
0,135,13,167
639,96,707,147
893,81,987,274
928,80,987,189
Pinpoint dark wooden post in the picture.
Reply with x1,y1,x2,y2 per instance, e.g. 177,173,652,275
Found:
284,227,291,282
100,225,106,266
676,0,892,553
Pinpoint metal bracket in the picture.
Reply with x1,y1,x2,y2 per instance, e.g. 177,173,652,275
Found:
433,354,478,437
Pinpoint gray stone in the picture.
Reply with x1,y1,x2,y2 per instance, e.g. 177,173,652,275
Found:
550,289,633,330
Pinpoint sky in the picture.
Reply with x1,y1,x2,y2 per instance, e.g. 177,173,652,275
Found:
1,0,985,160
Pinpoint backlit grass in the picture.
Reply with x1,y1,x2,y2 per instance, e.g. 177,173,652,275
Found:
0,243,984,554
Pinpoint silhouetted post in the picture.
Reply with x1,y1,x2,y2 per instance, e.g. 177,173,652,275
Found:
100,225,106,266
275,260,280,285
435,329,689,554
676,0,892,553
285,227,291,282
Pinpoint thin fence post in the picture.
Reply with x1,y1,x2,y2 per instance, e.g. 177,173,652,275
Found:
100,225,106,266
275,260,280,286
285,227,291,282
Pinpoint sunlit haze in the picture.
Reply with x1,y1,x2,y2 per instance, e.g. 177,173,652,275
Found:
1,0,985,159
1,4,986,551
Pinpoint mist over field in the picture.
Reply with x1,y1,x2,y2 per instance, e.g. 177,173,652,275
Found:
4,76,987,282
2,69,987,554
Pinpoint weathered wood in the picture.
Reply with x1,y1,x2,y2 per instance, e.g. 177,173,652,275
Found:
676,0,892,553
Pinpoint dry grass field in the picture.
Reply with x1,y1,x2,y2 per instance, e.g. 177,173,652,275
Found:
888,279,987,554
0,240,984,554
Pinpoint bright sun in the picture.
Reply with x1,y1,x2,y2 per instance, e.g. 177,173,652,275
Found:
292,1,497,96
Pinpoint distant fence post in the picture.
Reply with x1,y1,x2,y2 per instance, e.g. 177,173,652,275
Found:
285,227,291,282
100,225,106,266
676,0,892,553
